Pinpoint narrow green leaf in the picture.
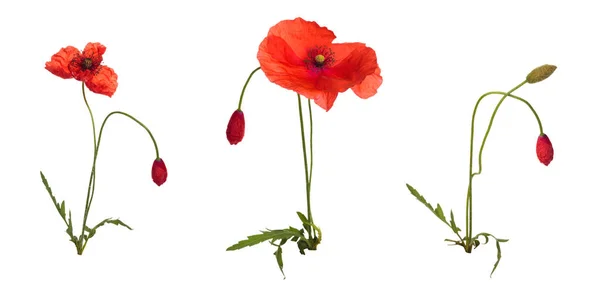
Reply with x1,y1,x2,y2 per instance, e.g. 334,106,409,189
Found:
226,229,301,251
85,226,96,239
66,210,73,236
406,183,454,229
85,218,133,240
291,236,299,242
40,171,68,222
296,212,309,225
490,238,503,278
473,232,509,277
449,210,461,233
280,238,288,246
474,232,491,245
59,201,66,218
93,218,133,231
274,246,285,279
288,227,303,234
434,204,447,223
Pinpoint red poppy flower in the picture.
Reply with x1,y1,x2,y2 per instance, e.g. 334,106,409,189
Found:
45,42,118,97
151,158,168,186
536,134,554,166
257,18,383,111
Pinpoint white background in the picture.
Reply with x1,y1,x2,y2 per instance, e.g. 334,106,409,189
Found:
1,0,598,287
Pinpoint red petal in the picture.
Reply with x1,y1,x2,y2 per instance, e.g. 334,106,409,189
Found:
82,42,106,60
312,92,339,112
352,66,382,99
258,35,320,96
45,46,80,79
85,66,118,97
70,42,106,81
326,43,378,87
258,36,368,105
266,17,336,59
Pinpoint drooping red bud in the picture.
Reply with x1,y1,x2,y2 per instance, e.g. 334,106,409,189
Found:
151,158,168,186
536,134,554,166
226,109,245,145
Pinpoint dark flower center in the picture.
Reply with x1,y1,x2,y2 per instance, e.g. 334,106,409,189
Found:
83,58,93,69
305,46,335,71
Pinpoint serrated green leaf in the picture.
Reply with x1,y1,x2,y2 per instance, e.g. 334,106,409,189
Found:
226,229,302,251
274,246,285,279
406,183,456,230
66,210,73,236
473,232,509,277
280,238,288,246
434,204,447,223
85,226,96,239
86,218,133,240
449,210,461,233
40,171,68,223
288,226,303,234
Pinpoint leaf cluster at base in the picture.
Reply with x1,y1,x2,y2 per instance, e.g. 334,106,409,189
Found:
40,171,133,254
226,211,321,279
406,183,508,278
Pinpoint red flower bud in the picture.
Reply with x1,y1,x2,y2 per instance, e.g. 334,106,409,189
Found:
536,134,554,166
151,158,168,186
226,109,245,145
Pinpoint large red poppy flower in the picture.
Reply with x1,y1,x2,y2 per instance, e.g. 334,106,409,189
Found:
45,42,118,97
257,18,383,111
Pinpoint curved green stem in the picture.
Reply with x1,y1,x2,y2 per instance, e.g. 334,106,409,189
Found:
85,110,161,217
237,67,261,110
508,94,544,135
464,80,527,251
97,111,161,159
474,81,527,177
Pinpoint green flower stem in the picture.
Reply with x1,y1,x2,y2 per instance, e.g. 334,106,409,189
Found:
80,82,98,254
79,83,161,255
297,93,314,238
238,67,262,110
464,80,527,252
509,94,544,135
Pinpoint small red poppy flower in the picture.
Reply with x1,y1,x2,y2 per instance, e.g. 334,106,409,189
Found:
45,42,118,97
226,110,245,145
257,18,383,112
151,158,168,186
536,134,554,166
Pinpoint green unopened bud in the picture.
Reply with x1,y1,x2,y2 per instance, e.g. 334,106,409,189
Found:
526,64,557,84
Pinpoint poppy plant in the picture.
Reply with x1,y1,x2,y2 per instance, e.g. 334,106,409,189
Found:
41,42,167,255
225,18,382,278
406,64,557,277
